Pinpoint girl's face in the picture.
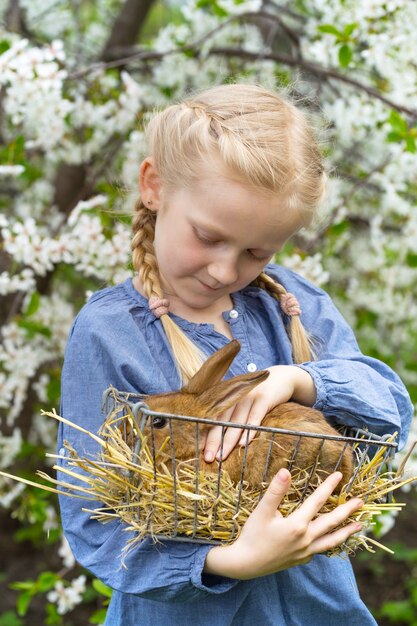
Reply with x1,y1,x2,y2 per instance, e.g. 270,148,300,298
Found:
151,173,303,316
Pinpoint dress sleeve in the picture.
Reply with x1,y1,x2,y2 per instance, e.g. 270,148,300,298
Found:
58,308,238,601
291,280,413,449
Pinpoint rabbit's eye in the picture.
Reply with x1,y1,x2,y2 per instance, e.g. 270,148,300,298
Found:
151,416,167,429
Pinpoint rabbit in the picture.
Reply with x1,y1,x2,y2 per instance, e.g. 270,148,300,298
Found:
126,339,354,491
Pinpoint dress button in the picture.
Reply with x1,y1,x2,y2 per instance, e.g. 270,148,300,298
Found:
229,309,239,319
59,447,66,456
247,363,257,372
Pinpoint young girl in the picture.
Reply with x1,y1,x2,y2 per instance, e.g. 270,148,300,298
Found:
58,83,413,625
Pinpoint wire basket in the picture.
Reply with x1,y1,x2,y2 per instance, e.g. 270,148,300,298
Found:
95,387,399,551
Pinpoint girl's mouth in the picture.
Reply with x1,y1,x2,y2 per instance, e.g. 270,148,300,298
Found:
197,279,221,292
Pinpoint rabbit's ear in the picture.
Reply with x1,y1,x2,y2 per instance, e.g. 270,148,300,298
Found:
198,370,269,415
184,339,241,394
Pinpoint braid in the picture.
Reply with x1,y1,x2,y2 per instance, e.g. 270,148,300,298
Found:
183,101,230,140
131,199,161,297
254,271,315,363
131,198,205,383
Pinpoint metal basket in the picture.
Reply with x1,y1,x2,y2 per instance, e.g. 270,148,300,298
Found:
101,387,398,546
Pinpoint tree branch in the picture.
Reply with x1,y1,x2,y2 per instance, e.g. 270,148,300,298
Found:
102,0,155,60
69,10,417,120
210,47,417,119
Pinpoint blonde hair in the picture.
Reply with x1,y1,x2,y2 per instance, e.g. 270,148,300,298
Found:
132,84,326,382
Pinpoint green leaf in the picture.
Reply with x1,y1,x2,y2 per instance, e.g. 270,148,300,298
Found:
89,608,109,624
0,40,11,55
406,253,417,268
92,578,113,599
317,24,342,37
196,0,229,15
380,600,416,622
45,602,62,626
338,44,352,67
388,110,408,133
16,592,33,617
213,4,229,16
343,22,358,37
8,582,34,591
23,291,40,317
328,220,350,236
17,319,52,339
386,131,404,142
405,135,416,153
47,376,61,404
36,571,60,592
0,611,24,626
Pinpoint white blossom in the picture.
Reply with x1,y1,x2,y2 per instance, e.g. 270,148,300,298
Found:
47,575,86,615
43,505,59,532
58,535,76,569
0,429,22,468
0,165,25,176
282,252,330,287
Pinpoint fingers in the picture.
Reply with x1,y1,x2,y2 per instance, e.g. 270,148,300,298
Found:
255,468,291,516
203,406,235,462
310,495,363,538
291,473,364,555
204,398,269,463
310,520,363,555
237,398,267,447
296,472,344,520
215,401,249,460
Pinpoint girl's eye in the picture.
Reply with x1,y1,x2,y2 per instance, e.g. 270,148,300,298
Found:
151,416,167,429
195,232,219,246
248,251,272,261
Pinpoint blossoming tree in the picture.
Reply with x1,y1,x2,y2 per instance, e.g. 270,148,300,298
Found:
0,0,416,621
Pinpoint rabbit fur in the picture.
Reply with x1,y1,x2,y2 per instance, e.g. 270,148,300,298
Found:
129,340,354,490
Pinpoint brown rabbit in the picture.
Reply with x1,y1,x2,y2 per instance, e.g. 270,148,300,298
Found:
129,340,353,490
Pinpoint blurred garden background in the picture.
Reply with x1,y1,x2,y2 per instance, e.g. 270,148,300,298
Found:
0,0,417,623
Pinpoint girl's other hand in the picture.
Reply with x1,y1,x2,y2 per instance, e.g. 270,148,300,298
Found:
204,470,363,579
203,365,316,462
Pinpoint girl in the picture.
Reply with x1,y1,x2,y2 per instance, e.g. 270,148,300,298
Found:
58,83,413,625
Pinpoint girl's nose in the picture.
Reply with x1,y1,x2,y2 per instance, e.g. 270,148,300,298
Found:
207,260,239,286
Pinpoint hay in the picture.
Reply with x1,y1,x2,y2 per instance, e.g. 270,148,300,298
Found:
1,402,416,560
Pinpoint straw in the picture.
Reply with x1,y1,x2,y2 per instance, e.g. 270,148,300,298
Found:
1,404,416,561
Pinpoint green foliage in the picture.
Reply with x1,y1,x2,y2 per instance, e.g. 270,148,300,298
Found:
406,253,417,268
10,572,60,617
379,595,417,624
317,22,358,67
45,603,62,626
338,44,352,68
0,612,23,626
365,541,417,624
0,39,11,55
89,608,108,624
23,291,41,317
387,110,416,153
11,485,60,546
91,579,112,599
196,0,229,17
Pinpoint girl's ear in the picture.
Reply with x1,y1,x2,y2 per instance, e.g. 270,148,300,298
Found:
139,157,162,211
198,370,270,416
184,340,241,395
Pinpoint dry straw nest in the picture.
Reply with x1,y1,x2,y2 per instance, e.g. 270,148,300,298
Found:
2,397,416,561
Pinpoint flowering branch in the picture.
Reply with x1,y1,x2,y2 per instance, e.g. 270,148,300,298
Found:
69,13,416,120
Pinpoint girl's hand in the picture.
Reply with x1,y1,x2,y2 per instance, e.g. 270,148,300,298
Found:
203,365,316,462
204,470,363,579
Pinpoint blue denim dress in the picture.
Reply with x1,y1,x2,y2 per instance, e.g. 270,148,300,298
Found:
58,264,413,625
